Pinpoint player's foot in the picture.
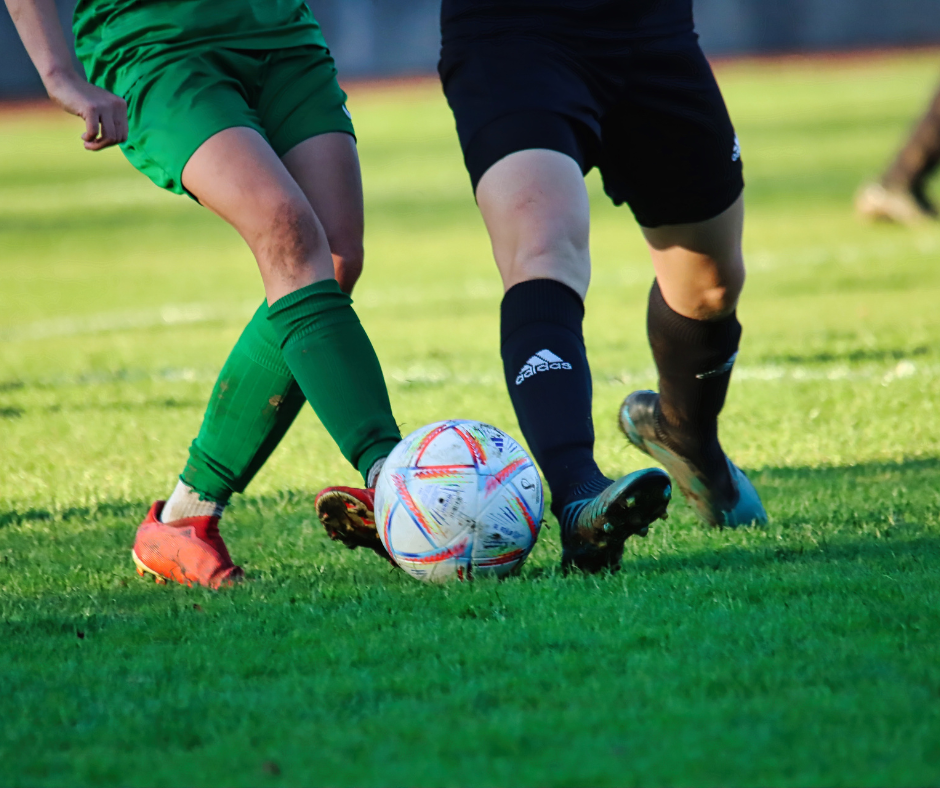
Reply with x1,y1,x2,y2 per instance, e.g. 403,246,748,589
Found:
619,390,767,528
855,182,938,225
560,469,671,574
132,501,243,589
315,486,393,564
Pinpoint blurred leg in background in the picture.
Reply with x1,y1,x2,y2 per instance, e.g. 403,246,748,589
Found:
857,77,940,224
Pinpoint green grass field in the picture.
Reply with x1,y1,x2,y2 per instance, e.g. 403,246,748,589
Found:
2,51,940,787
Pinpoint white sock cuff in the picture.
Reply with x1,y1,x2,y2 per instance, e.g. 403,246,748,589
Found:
160,480,226,523
366,457,386,489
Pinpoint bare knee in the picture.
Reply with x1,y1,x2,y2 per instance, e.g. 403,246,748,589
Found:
645,195,747,320
477,148,592,297
256,197,332,288
331,242,364,294
693,262,745,319
512,217,588,273
485,189,591,297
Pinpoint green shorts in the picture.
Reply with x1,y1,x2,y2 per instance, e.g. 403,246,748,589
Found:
119,45,355,196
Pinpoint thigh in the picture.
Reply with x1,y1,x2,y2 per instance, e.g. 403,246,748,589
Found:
121,49,267,196
476,148,592,298
281,132,365,293
644,193,745,319
181,126,334,295
597,32,743,228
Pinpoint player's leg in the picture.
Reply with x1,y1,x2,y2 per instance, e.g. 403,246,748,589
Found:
476,146,601,516
181,126,400,489
621,195,765,526
644,197,745,487
136,302,305,587
146,139,389,581
857,79,940,224
130,51,398,585
603,33,766,527
281,132,365,295
473,134,670,573
253,46,403,553
438,35,671,571
278,132,390,556
119,52,309,587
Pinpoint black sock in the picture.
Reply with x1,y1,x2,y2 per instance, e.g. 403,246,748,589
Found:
500,279,610,516
647,280,740,491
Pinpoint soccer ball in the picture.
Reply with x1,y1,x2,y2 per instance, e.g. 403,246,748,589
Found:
374,420,544,582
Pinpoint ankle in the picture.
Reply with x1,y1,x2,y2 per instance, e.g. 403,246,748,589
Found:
366,457,386,489
655,405,724,462
552,472,612,518
161,481,226,523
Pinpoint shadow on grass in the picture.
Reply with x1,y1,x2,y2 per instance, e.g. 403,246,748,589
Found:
749,455,940,491
759,345,931,366
627,533,938,579
2,455,938,534
2,457,938,596
0,489,322,532
0,500,145,530
518,531,940,586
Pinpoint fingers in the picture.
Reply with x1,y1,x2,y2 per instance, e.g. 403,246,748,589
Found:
115,102,129,144
81,112,99,143
49,76,128,151
99,112,118,145
81,97,128,151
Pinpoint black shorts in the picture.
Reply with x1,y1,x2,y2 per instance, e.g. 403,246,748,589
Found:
439,30,743,228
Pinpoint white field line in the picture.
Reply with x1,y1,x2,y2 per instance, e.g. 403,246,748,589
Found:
0,302,259,342
610,359,925,387
3,229,938,343
590,233,940,280
747,234,940,272
0,359,931,394
0,283,500,343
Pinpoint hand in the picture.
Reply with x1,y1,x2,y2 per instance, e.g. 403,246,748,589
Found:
45,70,128,151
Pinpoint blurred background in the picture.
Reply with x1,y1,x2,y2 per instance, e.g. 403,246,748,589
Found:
2,6,940,783
2,0,940,96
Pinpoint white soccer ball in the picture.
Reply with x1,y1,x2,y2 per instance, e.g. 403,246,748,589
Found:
374,420,544,582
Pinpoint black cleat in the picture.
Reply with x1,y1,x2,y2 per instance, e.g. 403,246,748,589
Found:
560,468,671,573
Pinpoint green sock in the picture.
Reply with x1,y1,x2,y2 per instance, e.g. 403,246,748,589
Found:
181,302,306,502
267,279,401,479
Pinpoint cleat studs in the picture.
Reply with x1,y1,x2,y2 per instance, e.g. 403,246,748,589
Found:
603,522,614,533
626,497,636,508
660,511,669,521
136,567,145,577
638,526,649,537
154,575,167,585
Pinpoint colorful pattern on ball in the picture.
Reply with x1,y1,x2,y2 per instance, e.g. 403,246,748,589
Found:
374,420,544,582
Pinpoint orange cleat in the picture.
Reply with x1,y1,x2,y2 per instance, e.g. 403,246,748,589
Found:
132,501,243,589
315,486,393,563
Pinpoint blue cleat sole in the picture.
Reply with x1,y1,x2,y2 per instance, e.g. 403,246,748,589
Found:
619,390,767,529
